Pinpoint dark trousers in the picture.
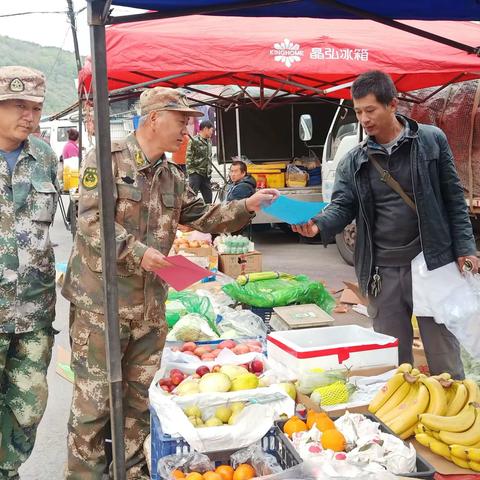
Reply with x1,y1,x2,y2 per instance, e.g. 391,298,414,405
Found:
188,173,212,204
367,265,465,379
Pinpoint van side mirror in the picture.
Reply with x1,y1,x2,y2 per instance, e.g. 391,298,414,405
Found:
299,114,313,142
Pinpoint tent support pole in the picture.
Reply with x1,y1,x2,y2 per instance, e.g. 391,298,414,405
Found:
88,2,126,479
235,108,242,159
313,0,479,55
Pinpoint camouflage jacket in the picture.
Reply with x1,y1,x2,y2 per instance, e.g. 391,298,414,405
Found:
186,134,212,177
0,136,58,334
62,133,252,320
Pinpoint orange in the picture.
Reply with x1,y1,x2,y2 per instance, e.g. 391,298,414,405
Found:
314,415,335,432
233,464,256,480
203,472,222,480
306,411,328,429
215,465,234,480
283,416,308,438
321,428,346,452
185,473,203,480
172,470,185,479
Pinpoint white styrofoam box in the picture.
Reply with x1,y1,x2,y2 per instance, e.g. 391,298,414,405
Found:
267,325,398,373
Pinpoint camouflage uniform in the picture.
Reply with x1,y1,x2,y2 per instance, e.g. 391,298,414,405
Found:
62,131,252,479
0,134,58,479
186,134,213,203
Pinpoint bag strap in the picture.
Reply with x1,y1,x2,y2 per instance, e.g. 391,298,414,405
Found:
368,154,416,212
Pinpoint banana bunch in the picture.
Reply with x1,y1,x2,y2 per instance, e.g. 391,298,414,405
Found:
414,379,480,471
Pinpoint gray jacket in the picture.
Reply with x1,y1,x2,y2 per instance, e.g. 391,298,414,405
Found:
314,115,476,296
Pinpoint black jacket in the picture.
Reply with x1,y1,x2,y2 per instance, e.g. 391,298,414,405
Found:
314,115,476,296
226,175,256,201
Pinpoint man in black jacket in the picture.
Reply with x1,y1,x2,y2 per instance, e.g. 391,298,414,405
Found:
293,70,478,378
225,160,257,201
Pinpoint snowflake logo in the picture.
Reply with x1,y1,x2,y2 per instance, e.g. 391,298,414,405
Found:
270,38,304,68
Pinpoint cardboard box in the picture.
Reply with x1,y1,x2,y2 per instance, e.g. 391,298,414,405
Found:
296,365,395,416
218,251,262,278
177,246,219,277
272,304,334,329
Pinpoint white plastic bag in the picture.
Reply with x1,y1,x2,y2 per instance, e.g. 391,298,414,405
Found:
412,252,480,359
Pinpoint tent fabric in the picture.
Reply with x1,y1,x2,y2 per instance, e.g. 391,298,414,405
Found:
79,15,480,98
109,0,480,21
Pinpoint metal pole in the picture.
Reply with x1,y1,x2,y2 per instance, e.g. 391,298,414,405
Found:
66,0,84,164
87,2,126,479
235,107,241,159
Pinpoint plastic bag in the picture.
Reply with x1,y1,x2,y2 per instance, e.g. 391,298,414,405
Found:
230,444,283,476
412,252,480,360
222,274,335,313
286,164,308,187
217,309,268,338
295,369,348,395
166,314,219,342
158,452,214,479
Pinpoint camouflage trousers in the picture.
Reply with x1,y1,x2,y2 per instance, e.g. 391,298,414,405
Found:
0,327,55,480
66,306,167,480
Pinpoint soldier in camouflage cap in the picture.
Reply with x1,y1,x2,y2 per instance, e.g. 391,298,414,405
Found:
62,86,278,479
0,66,59,480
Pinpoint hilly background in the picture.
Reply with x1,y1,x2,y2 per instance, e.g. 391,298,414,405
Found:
0,35,81,115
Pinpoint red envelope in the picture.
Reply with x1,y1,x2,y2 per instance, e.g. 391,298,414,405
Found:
153,255,210,291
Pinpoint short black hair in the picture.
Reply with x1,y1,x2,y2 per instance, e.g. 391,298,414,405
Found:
351,70,397,106
67,128,79,141
199,120,214,130
231,160,247,174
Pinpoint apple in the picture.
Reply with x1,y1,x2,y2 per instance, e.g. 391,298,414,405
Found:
248,359,264,374
169,368,184,378
211,364,222,372
247,345,262,353
159,378,173,387
210,349,221,358
181,342,197,352
232,345,250,355
194,346,212,357
196,366,210,377
218,339,237,349
171,373,185,386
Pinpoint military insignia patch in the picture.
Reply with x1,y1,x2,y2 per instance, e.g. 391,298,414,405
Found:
9,78,25,92
135,151,145,166
82,167,98,190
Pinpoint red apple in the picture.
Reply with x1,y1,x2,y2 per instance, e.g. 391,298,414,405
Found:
201,353,216,361
194,346,211,357
196,365,210,377
159,378,173,387
249,359,264,374
210,349,221,358
171,373,186,386
169,368,184,378
218,339,237,349
232,344,250,355
161,385,171,392
181,342,197,352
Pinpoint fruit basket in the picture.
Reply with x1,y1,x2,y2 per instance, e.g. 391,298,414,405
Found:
150,408,300,480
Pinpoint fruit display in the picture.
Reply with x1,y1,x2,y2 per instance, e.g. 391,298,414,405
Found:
169,340,264,361
282,410,416,475
170,463,256,480
173,237,212,252
182,401,246,428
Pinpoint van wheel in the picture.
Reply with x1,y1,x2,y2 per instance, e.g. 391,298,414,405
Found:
336,223,356,265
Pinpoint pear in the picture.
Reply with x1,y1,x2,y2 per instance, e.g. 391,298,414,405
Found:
188,415,204,427
184,405,202,418
230,373,259,391
205,417,224,427
215,406,232,423
228,411,242,425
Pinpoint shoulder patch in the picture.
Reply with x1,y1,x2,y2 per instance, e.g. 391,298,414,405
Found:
82,167,98,190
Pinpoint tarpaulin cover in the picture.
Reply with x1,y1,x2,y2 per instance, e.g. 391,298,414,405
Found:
79,16,480,98
109,0,480,21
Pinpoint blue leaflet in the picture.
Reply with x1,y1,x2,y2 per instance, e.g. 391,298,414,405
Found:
262,195,327,224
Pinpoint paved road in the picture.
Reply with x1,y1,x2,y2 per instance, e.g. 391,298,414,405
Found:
19,204,368,479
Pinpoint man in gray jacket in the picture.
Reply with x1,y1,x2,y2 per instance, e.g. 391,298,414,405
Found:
293,70,478,378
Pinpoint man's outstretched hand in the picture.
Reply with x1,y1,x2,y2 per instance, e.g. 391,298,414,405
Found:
141,247,171,271
245,189,280,212
291,219,319,238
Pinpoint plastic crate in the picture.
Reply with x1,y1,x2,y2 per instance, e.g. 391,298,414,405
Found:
150,408,300,480
242,306,274,333
276,414,435,479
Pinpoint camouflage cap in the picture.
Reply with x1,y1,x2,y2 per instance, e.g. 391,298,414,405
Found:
139,86,202,117
0,66,46,103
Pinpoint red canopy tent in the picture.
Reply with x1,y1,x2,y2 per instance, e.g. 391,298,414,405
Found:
79,15,480,98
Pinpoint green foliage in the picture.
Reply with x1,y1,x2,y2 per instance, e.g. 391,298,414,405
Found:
0,35,80,115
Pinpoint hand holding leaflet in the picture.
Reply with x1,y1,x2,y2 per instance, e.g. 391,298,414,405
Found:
261,195,327,224
154,255,210,291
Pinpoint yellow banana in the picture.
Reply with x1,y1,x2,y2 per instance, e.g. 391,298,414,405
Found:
397,363,413,373
439,408,480,446
446,382,468,416
462,379,478,408
381,381,420,424
387,383,430,435
429,438,451,460
432,372,452,382
451,454,471,469
399,424,417,440
375,381,411,419
368,372,406,414
415,433,433,448
449,444,468,461
419,375,448,415
410,368,421,376
466,446,480,462
469,460,480,472
420,403,476,432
